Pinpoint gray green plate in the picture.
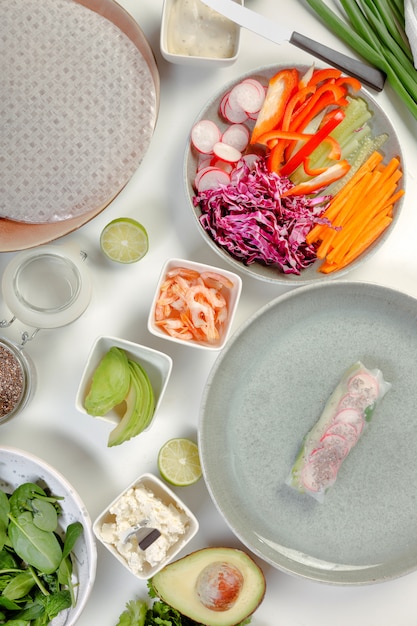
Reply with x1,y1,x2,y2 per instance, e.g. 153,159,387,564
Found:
199,281,417,584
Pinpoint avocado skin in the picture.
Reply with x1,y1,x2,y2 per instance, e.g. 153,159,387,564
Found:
151,547,266,626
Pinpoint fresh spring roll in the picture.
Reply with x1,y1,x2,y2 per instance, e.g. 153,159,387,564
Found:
287,361,391,502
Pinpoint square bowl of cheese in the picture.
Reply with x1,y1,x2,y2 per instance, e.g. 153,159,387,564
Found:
93,473,199,579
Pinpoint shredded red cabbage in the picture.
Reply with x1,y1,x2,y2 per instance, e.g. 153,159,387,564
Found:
194,159,331,275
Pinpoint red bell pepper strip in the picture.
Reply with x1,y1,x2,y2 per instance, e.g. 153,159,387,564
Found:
335,75,362,91
290,82,347,132
250,68,298,144
281,85,317,131
307,68,342,86
279,109,346,178
281,160,351,197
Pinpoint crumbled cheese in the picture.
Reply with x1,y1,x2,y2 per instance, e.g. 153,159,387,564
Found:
100,484,190,573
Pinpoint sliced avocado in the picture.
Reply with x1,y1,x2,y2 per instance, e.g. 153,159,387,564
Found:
84,347,130,416
107,360,155,447
151,547,266,626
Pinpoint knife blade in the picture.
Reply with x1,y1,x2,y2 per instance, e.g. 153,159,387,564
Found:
200,0,386,91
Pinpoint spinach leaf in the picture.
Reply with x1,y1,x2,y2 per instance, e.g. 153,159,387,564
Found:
8,512,63,574
31,499,58,533
2,569,36,601
0,482,83,626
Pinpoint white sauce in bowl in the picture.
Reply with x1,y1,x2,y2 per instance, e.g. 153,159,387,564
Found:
167,0,238,58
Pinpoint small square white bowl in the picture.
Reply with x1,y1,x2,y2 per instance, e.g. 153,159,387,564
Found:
93,472,199,579
148,258,242,350
75,336,172,428
160,0,241,67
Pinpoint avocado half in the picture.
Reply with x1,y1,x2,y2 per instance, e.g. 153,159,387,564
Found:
151,547,266,626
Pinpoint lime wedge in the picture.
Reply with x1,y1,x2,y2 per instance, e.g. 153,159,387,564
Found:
100,218,149,263
158,438,202,486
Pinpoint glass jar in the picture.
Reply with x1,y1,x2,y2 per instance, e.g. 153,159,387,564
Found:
0,336,35,424
0,244,91,423
1,245,92,329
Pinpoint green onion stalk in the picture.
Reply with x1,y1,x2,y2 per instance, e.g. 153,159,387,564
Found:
304,0,417,120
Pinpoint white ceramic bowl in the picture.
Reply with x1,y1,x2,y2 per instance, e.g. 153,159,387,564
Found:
0,446,97,626
160,0,241,67
93,472,199,579
148,258,242,350
75,336,172,429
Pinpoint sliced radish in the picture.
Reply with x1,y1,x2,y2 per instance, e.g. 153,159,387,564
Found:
301,454,339,492
324,422,359,450
191,119,222,154
348,371,379,401
212,141,242,163
241,153,260,169
228,79,266,115
319,433,350,460
338,392,371,413
334,407,365,435
197,154,213,171
221,123,250,152
195,166,231,192
210,157,234,174
220,90,249,123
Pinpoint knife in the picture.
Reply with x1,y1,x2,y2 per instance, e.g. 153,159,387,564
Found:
200,0,386,92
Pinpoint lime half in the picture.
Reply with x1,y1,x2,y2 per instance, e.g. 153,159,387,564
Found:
100,218,149,264
158,438,202,486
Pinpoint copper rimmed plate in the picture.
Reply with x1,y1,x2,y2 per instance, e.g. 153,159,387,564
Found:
0,0,160,250
199,281,417,584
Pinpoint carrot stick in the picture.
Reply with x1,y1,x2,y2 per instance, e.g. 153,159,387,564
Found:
326,182,397,264
316,171,373,258
319,215,392,273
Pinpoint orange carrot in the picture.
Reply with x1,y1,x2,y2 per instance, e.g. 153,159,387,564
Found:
306,152,403,273
320,215,392,273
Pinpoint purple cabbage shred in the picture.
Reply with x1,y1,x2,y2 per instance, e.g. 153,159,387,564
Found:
194,159,331,275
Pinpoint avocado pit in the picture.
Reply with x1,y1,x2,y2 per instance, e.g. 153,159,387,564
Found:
196,561,244,611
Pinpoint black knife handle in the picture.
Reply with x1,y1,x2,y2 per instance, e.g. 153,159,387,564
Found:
290,31,386,92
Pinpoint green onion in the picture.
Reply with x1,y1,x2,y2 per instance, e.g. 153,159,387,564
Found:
304,0,417,120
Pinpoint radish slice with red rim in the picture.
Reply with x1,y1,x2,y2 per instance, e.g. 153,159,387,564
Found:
219,91,248,124
348,371,379,401
334,407,365,435
227,79,266,115
191,119,222,154
195,166,231,192
323,422,359,449
212,141,242,163
210,158,234,173
221,123,250,152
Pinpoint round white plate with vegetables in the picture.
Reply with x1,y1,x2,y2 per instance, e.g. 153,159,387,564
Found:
185,64,405,284
199,281,417,585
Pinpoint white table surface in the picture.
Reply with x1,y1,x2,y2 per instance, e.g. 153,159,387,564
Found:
2,1,417,624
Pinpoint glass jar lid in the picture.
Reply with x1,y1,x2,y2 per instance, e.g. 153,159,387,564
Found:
2,245,92,329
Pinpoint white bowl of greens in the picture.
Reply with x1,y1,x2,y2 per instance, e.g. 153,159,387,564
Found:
0,446,97,626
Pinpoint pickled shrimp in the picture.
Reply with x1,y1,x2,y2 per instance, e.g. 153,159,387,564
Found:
154,267,233,344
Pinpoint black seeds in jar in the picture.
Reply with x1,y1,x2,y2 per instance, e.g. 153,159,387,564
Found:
0,344,24,417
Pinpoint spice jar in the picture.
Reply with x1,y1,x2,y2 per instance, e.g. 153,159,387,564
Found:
0,336,35,425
